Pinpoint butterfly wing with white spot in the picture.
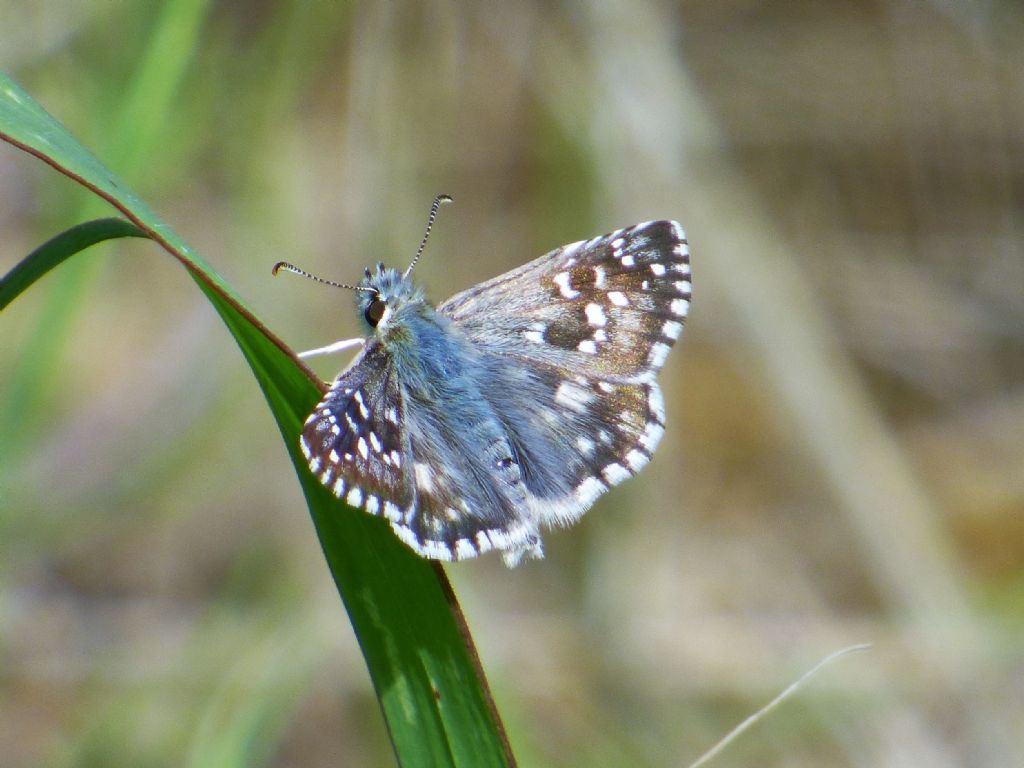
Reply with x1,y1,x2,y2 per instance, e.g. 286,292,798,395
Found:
396,386,544,563
438,220,690,383
301,340,414,523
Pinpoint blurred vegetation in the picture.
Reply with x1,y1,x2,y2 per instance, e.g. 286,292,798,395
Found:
2,1,1023,767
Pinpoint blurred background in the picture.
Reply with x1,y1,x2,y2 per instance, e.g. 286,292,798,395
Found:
2,1,1023,766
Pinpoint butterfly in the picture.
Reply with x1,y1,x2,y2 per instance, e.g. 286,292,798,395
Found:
274,196,690,566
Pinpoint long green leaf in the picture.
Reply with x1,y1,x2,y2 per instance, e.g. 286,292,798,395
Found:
0,70,514,767
0,218,147,311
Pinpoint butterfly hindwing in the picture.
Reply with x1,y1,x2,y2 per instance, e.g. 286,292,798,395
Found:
492,363,666,527
399,386,543,561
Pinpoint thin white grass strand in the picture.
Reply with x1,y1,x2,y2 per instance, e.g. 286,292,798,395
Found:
688,644,872,768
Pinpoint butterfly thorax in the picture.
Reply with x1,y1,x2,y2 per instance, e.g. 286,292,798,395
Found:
350,265,527,529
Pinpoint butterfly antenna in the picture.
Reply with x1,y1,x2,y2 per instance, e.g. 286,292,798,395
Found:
272,261,377,294
404,193,452,278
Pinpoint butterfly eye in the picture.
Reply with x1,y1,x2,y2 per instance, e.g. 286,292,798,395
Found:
365,297,387,327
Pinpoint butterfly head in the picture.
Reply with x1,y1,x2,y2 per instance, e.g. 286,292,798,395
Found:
272,194,451,336
356,194,451,333
357,263,425,332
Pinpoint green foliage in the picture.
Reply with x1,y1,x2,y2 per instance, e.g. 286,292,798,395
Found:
0,70,514,768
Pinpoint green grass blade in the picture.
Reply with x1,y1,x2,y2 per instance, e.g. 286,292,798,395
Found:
0,217,149,455
0,218,147,311
0,70,515,768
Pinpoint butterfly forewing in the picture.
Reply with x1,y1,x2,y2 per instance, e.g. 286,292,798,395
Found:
438,220,690,383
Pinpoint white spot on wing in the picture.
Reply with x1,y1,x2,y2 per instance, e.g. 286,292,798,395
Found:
625,449,649,471
384,501,403,522
650,263,666,276
577,339,597,354
455,539,477,559
553,272,580,298
357,437,369,460
353,390,369,419
608,291,629,307
662,320,683,340
415,462,434,492
670,298,690,316
648,385,666,423
602,462,631,485
393,525,455,560
423,539,454,560
585,303,607,327
576,436,596,455
640,421,665,452
620,254,635,267
555,380,594,413
648,341,671,369
560,240,584,260
576,476,605,506
346,487,363,507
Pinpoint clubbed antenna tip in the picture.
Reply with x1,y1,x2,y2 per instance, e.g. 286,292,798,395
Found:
271,260,376,293
404,194,453,278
